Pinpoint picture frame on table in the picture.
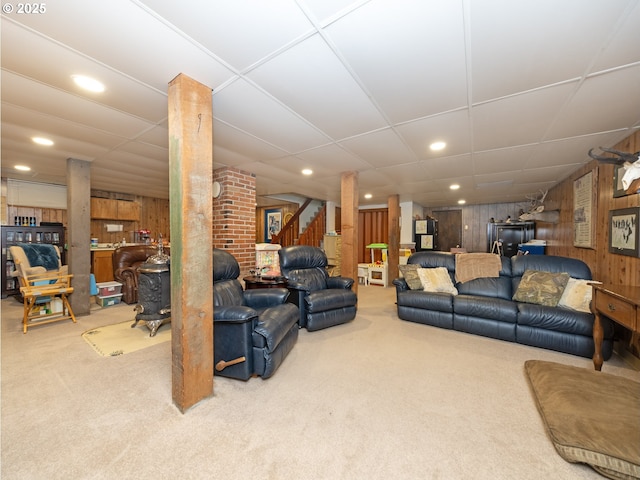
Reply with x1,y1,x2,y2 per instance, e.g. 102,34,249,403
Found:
264,209,282,243
608,207,639,257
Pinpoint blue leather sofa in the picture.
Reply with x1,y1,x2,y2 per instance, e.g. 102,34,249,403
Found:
393,251,615,360
213,249,299,380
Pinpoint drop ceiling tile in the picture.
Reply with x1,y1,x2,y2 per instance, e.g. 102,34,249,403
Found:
472,82,577,151
591,2,640,72
139,0,314,73
248,34,387,139
2,72,156,139
418,154,473,181
376,162,423,185
525,131,627,169
470,0,629,102
339,128,418,168
325,0,468,123
396,109,471,159
2,2,233,92
546,65,640,140
472,145,538,176
213,79,331,152
1,21,168,122
213,120,290,161
289,144,371,176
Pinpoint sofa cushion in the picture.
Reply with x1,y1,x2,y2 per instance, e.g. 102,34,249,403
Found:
396,290,454,312
306,289,357,313
517,302,609,337
417,267,458,295
558,278,594,313
457,277,513,301
454,295,518,323
398,264,423,290
512,270,570,307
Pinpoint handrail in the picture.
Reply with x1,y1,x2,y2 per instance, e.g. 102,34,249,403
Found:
270,198,313,246
270,199,326,248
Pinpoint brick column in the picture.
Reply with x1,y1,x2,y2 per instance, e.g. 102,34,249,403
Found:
213,167,256,275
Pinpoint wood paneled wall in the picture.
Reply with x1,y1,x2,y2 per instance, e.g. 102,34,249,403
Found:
8,194,170,245
424,202,530,253
539,131,640,287
358,208,388,263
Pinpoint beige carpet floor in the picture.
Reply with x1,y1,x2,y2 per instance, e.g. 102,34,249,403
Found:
1,285,639,480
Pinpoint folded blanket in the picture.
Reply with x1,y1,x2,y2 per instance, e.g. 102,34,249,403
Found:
18,243,60,271
455,253,501,283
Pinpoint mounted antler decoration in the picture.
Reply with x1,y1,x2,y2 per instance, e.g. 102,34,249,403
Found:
588,147,640,194
518,189,560,223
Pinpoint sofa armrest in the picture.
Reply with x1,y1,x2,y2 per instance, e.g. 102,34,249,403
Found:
393,277,409,292
284,280,311,293
214,306,257,323
244,288,289,308
327,276,354,290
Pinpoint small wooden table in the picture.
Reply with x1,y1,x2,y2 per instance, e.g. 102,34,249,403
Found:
591,283,640,371
243,275,288,290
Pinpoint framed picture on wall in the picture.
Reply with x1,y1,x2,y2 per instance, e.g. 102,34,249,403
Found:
264,209,282,243
608,207,639,257
613,165,627,198
613,164,640,197
573,170,596,249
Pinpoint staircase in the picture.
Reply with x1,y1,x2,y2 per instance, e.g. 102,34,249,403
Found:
270,199,326,248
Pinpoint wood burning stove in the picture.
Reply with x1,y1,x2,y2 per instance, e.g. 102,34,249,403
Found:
132,243,170,336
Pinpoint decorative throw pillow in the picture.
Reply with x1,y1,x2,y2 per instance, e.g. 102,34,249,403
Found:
417,267,458,295
513,270,570,307
399,264,423,290
558,278,597,313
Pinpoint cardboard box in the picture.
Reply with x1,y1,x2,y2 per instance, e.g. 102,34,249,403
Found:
96,293,123,307
96,281,122,296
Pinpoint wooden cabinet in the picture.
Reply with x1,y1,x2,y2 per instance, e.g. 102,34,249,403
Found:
487,221,535,257
591,284,640,370
91,250,114,283
116,200,140,221
91,198,140,221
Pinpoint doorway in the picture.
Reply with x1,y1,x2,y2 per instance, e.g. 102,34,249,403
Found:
432,210,462,252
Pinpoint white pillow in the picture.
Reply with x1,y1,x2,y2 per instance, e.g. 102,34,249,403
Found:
558,278,594,313
417,267,458,295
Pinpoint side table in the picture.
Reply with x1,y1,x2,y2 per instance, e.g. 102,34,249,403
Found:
591,283,640,371
243,275,288,290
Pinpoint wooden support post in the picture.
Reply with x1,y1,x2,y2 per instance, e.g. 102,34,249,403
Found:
66,158,92,316
168,73,214,412
387,194,400,282
341,172,359,293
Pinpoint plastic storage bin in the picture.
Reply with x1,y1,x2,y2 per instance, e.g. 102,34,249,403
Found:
96,293,123,307
519,244,545,255
96,281,122,297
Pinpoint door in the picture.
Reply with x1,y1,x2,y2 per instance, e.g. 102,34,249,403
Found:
432,210,462,252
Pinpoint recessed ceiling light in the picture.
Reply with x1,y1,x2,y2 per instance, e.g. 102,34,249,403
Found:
32,136,54,146
72,74,105,93
430,141,446,151
364,193,373,199
15,165,31,172
450,184,460,190
302,168,313,175
458,199,466,205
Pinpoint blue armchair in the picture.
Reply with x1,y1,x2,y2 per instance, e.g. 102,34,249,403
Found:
278,245,357,331
213,249,298,380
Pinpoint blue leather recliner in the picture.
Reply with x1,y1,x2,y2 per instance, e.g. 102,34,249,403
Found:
278,245,357,331
213,249,298,380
